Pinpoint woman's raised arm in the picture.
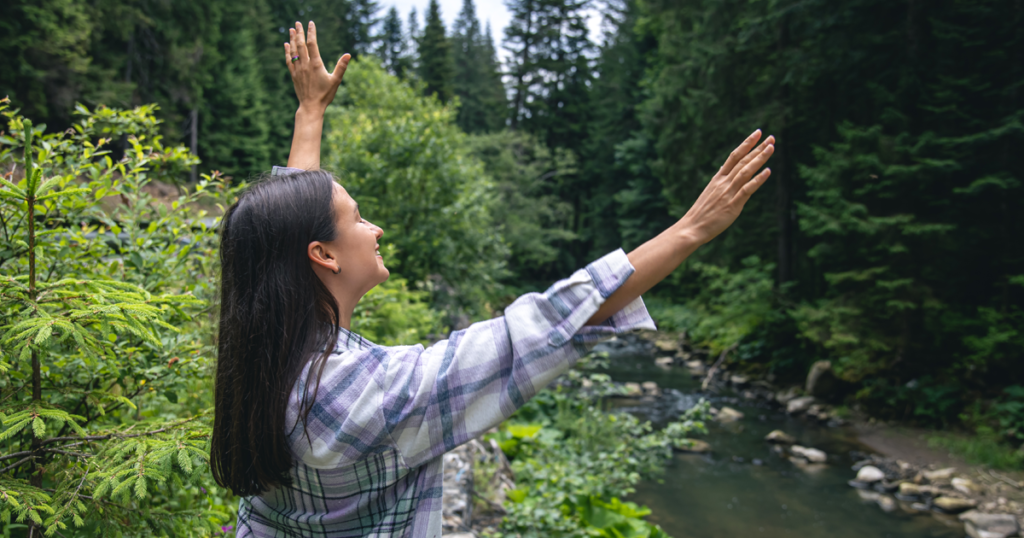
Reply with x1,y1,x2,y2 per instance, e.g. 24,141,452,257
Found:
588,130,775,325
284,21,350,170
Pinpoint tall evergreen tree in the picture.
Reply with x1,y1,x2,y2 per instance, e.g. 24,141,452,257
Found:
417,0,454,102
378,6,411,78
406,7,421,74
451,0,506,132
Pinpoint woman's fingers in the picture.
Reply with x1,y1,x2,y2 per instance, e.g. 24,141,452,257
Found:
730,144,774,194
293,21,309,62
736,168,772,201
726,135,774,182
306,21,322,67
331,53,351,84
284,43,295,75
718,130,763,176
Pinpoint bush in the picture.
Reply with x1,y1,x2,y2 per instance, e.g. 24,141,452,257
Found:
0,99,240,535
489,355,710,537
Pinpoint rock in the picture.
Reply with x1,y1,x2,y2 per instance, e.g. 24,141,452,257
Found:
623,382,643,397
742,390,758,400
765,430,797,444
775,387,801,404
787,396,816,414
952,477,982,495
924,467,957,482
674,438,712,453
791,445,827,463
959,511,1020,538
856,465,886,483
877,496,897,512
655,357,674,370
685,359,706,376
856,489,881,502
641,381,661,396
897,482,928,498
805,360,838,399
717,406,745,423
730,374,750,386
874,480,900,493
933,496,978,514
849,480,871,489
654,340,680,352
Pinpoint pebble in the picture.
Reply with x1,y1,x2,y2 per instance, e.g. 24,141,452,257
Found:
717,406,744,423
791,445,827,463
654,357,674,369
959,510,1020,538
856,465,885,483
923,467,957,482
623,382,643,397
786,396,816,414
952,477,981,495
932,496,978,514
764,430,797,444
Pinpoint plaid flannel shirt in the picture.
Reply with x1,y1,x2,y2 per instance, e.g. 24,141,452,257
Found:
236,167,656,537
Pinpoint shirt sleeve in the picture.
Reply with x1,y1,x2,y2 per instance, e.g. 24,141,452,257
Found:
381,248,656,468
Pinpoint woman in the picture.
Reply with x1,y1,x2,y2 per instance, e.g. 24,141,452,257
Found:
211,21,774,538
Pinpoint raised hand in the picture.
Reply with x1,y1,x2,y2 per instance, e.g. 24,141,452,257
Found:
285,21,351,115
678,130,774,245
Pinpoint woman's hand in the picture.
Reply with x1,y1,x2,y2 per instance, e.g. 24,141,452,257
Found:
284,21,349,169
587,130,774,325
678,130,774,245
285,21,350,115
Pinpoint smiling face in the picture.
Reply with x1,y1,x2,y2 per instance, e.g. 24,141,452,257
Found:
312,182,389,298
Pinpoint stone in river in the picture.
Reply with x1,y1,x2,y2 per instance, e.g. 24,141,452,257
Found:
876,495,897,512
641,381,661,396
674,438,711,453
959,510,1020,538
933,496,978,514
717,406,744,423
654,339,680,352
924,467,957,482
765,429,797,444
786,396,816,414
856,489,881,502
729,374,750,386
655,357,674,370
856,465,886,483
897,481,928,499
805,360,838,399
791,445,827,463
622,382,643,397
952,477,982,495
775,387,800,404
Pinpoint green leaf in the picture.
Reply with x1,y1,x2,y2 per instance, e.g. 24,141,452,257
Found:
32,416,46,438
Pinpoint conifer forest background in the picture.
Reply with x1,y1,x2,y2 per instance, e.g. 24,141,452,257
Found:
0,0,1022,532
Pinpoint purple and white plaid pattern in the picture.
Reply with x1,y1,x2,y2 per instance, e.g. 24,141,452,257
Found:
237,168,656,537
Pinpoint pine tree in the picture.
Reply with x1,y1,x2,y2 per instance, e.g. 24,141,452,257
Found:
417,0,454,102
406,7,421,74
451,0,506,132
379,6,411,78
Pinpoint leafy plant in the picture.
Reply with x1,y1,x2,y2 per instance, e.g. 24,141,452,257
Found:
0,98,241,536
490,357,710,537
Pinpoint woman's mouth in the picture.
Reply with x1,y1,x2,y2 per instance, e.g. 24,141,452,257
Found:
375,245,381,258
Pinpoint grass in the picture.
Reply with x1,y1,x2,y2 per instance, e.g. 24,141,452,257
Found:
928,430,1024,471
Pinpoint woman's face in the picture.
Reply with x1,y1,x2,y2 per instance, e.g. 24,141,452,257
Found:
326,182,388,293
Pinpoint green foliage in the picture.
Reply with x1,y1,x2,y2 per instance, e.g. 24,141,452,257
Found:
351,274,444,346
928,432,1024,471
450,0,507,134
417,0,454,103
322,58,507,318
0,99,241,535
491,356,710,537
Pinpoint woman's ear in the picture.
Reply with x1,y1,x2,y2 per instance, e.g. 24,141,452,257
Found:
308,241,340,274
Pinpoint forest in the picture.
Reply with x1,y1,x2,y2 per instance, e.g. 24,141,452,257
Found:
0,0,1022,535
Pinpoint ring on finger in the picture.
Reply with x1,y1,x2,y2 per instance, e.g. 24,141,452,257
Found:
291,56,300,63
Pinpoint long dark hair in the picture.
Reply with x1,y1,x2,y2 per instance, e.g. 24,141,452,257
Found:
211,170,341,496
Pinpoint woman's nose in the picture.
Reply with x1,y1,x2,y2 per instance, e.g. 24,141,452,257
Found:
373,224,383,240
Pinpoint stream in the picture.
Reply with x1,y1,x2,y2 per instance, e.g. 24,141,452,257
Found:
592,336,965,538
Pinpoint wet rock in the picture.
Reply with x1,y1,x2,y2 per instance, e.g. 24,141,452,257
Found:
952,477,982,495
787,396,816,414
685,359,706,377
674,438,711,453
877,495,897,512
717,406,745,423
622,382,643,397
654,339,680,353
874,480,900,493
924,467,957,482
959,511,1020,538
741,390,758,400
791,445,827,463
849,480,872,489
765,430,797,444
775,387,801,404
730,374,750,386
856,465,886,483
897,482,930,499
933,496,978,514
655,357,675,370
911,502,930,512
856,489,881,502
641,381,661,397
805,360,838,399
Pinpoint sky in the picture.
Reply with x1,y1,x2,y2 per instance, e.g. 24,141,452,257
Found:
383,0,604,61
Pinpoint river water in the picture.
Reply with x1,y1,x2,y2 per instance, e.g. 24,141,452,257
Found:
593,337,964,538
